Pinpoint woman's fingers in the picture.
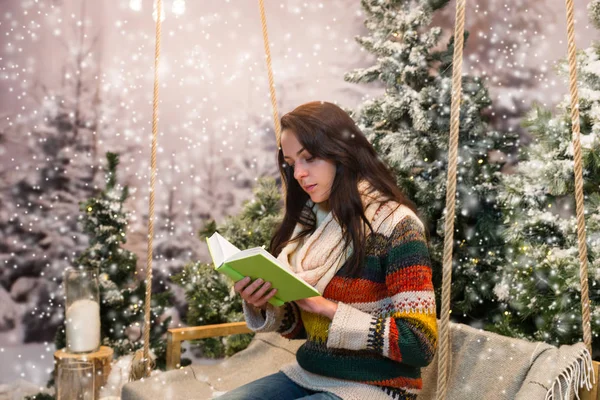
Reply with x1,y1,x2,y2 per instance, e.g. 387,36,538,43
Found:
251,287,278,308
264,288,278,302
242,278,265,299
250,282,277,304
249,280,271,301
234,277,251,294
235,277,277,307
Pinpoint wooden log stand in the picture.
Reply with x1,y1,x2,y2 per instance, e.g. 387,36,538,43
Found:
54,346,113,399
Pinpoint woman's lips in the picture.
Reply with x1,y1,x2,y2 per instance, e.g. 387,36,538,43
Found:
305,184,317,192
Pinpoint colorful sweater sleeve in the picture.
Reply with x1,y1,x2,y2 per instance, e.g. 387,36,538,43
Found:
242,301,307,340
326,215,438,367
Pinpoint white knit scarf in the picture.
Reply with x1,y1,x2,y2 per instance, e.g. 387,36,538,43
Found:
276,179,391,294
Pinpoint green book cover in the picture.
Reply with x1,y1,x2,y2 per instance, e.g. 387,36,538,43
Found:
206,232,320,307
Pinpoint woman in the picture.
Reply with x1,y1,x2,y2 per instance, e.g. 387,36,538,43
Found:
218,101,437,400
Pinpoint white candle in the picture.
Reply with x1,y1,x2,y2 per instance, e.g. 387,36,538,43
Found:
66,299,101,353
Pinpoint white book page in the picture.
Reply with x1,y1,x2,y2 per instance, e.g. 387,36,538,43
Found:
208,232,241,267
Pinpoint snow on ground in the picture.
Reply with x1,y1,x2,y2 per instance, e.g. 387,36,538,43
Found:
0,342,56,387
0,319,55,387
0,320,225,399
0,325,55,399
0,379,53,400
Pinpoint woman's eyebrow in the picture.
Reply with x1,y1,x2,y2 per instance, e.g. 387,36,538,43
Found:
283,147,306,160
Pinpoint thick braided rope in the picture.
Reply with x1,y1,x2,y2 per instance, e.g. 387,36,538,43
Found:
565,0,591,353
143,0,162,377
258,0,281,144
436,0,466,398
258,0,286,196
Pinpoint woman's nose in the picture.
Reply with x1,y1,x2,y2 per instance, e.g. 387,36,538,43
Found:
294,164,307,180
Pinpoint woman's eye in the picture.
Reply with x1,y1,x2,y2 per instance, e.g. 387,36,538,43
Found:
285,156,314,169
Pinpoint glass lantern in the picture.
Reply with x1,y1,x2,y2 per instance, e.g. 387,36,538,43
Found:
56,359,95,400
64,267,101,354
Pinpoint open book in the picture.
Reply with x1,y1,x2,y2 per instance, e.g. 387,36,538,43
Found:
206,232,320,307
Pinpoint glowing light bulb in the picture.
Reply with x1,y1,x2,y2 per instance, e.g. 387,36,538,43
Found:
129,0,142,11
172,0,185,15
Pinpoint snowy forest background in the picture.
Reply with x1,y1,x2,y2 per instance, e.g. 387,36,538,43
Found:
1,0,599,394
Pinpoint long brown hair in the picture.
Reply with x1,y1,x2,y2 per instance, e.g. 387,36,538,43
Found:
269,101,422,276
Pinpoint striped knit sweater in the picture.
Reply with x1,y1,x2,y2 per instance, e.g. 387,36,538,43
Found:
243,202,437,400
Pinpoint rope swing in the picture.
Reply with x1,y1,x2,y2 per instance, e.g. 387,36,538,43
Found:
435,0,466,397
257,0,287,197
258,0,282,145
133,0,163,380
435,0,593,397
135,1,596,397
564,0,592,354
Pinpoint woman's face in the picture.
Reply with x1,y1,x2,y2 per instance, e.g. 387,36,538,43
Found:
281,129,336,207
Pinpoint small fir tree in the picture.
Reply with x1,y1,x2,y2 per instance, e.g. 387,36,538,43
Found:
54,152,171,368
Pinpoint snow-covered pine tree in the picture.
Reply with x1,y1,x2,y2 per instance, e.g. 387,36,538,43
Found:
146,154,202,291
493,2,600,350
171,177,282,357
0,90,98,342
54,152,171,368
0,9,140,343
433,1,547,137
347,0,516,324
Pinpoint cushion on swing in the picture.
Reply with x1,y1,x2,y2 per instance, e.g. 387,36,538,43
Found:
121,322,592,400
121,332,302,400
417,322,592,400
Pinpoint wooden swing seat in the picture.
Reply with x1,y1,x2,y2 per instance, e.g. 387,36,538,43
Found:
121,320,598,400
132,2,596,400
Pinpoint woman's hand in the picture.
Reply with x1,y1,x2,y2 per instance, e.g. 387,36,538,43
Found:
295,297,338,319
234,276,278,309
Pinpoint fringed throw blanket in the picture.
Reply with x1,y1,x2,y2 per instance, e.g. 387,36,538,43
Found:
417,322,594,400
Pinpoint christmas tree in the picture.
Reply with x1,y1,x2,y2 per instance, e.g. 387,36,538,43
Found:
55,152,171,368
171,176,282,357
347,0,516,324
493,3,600,351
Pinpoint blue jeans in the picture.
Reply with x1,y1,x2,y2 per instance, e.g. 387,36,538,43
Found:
214,372,342,400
